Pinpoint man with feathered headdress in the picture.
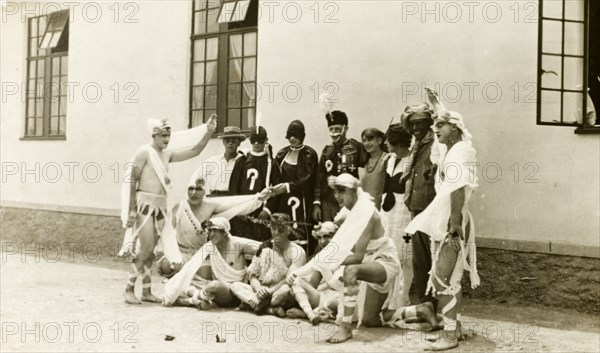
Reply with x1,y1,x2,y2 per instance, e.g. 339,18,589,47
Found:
119,115,217,305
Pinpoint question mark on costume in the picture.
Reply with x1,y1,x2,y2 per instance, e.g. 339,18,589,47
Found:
288,197,300,229
247,168,259,191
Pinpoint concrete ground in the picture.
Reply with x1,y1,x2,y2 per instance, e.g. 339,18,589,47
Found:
1,254,599,352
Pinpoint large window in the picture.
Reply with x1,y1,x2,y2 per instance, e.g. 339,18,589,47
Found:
24,10,69,139
190,0,258,132
537,0,599,132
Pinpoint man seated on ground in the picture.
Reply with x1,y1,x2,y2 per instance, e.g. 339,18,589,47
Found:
159,177,272,277
285,221,345,325
162,217,260,309
230,213,306,317
310,174,437,344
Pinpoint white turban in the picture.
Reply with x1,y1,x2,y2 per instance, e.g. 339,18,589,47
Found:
435,110,473,143
207,217,231,234
147,118,171,136
327,173,360,190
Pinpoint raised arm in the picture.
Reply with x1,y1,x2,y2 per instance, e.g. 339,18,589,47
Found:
425,87,446,115
170,115,217,163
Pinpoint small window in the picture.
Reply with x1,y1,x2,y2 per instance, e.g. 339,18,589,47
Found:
190,0,258,132
24,10,69,139
537,0,599,132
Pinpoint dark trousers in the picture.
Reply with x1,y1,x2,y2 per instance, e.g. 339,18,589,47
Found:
411,211,437,310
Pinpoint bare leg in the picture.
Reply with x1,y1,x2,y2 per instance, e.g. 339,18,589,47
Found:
425,239,461,351
399,239,414,306
204,281,236,308
292,279,322,324
140,217,163,303
327,263,387,343
124,263,141,304
231,282,259,308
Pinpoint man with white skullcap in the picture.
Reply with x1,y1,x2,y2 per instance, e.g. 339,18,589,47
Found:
164,217,263,309
119,115,217,305
303,174,438,344
405,89,480,351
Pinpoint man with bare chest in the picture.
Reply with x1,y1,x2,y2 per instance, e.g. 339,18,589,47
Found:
167,217,260,309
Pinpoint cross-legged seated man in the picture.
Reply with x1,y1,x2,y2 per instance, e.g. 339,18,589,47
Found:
230,213,306,317
165,217,260,309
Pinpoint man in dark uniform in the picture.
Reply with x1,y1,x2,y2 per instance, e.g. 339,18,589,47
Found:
400,103,438,309
229,126,281,241
312,111,367,223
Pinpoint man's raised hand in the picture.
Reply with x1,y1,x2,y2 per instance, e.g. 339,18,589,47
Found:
207,114,218,133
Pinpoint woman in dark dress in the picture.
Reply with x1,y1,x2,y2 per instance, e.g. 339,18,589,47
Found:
271,120,319,256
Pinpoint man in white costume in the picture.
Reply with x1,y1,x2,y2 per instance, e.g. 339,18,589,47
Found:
405,90,480,351
119,115,217,304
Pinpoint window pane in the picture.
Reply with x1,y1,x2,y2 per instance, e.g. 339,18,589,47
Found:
206,37,218,60
241,107,253,130
194,39,206,61
542,0,562,19
51,97,59,115
27,118,35,135
29,61,36,78
38,16,46,35
50,117,59,135
218,1,236,23
30,39,38,57
193,63,205,84
205,85,217,109
205,61,218,84
564,22,584,56
35,117,44,136
60,56,68,75
242,83,256,106
194,11,206,35
52,57,61,76
207,7,219,33
39,32,53,49
540,90,561,123
192,86,205,109
228,83,242,106
229,34,243,57
564,0,584,21
48,81,60,98
37,60,45,78
232,0,251,22
229,59,242,82
59,96,66,115
27,99,36,116
541,55,562,89
228,108,241,126
27,79,36,98
49,31,62,48
37,80,44,97
205,109,217,122
192,110,204,126
563,92,583,124
243,58,256,81
563,57,584,91
59,116,66,135
542,20,562,54
36,99,43,117
244,32,257,56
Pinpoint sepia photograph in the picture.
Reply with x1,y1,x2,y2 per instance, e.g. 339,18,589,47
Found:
1,0,599,351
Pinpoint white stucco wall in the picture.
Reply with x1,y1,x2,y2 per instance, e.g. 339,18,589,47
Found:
1,1,598,253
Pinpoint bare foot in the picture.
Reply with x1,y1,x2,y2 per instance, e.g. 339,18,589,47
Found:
124,290,141,304
309,315,322,326
286,308,308,319
141,293,162,303
416,302,438,330
326,324,353,344
424,336,458,351
196,300,216,310
266,306,286,318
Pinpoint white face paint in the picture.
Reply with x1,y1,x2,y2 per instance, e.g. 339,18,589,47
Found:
328,125,346,143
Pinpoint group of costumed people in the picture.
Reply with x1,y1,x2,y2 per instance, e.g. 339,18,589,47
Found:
117,88,480,350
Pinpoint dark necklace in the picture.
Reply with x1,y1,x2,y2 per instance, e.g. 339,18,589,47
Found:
366,152,384,173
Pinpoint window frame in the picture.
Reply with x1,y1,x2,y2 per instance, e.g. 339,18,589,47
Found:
22,10,69,140
537,0,599,133
188,0,258,134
